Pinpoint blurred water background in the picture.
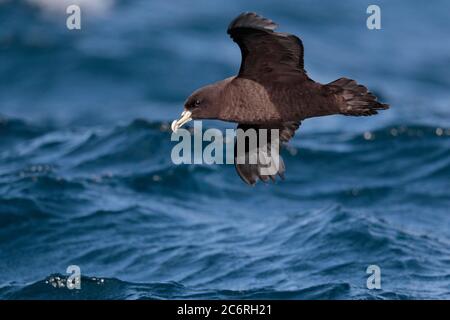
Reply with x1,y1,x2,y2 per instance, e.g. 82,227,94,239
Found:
0,0,449,299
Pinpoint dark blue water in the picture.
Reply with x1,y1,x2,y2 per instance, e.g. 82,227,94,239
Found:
1,0,449,299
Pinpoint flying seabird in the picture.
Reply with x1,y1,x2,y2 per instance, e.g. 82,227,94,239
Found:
171,12,389,185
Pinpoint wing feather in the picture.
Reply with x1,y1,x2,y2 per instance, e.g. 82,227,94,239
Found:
227,12,306,80
234,122,300,185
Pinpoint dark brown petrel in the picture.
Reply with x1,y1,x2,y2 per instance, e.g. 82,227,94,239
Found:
171,12,389,185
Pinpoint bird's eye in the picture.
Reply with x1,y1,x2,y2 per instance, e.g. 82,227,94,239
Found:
194,99,201,107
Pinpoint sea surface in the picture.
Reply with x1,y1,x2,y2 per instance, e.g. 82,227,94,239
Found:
0,0,449,299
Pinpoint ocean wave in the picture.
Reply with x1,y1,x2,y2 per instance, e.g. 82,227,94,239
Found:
1,117,448,204
1,117,449,204
1,203,448,299
1,208,448,300
0,275,352,300
1,117,449,299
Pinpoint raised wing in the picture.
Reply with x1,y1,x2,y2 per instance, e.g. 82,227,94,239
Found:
227,12,306,81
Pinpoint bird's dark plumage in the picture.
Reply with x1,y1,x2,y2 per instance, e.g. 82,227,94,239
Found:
227,12,306,80
172,12,389,185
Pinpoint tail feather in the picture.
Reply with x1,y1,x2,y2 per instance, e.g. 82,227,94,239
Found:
329,77,389,116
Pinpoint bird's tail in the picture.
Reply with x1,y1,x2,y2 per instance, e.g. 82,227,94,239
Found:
329,77,389,116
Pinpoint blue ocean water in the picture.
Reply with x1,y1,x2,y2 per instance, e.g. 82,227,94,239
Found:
0,0,449,299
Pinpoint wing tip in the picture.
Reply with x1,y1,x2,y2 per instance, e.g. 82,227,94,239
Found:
227,12,278,34
235,157,286,186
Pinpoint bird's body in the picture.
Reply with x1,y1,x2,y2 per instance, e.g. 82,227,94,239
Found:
211,76,343,124
171,12,389,185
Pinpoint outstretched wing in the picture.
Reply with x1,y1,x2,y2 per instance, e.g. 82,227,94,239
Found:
234,122,300,185
227,12,307,82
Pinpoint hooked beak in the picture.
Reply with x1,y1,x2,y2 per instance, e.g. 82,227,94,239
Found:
171,110,192,132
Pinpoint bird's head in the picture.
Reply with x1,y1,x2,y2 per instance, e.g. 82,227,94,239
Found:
171,84,222,132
